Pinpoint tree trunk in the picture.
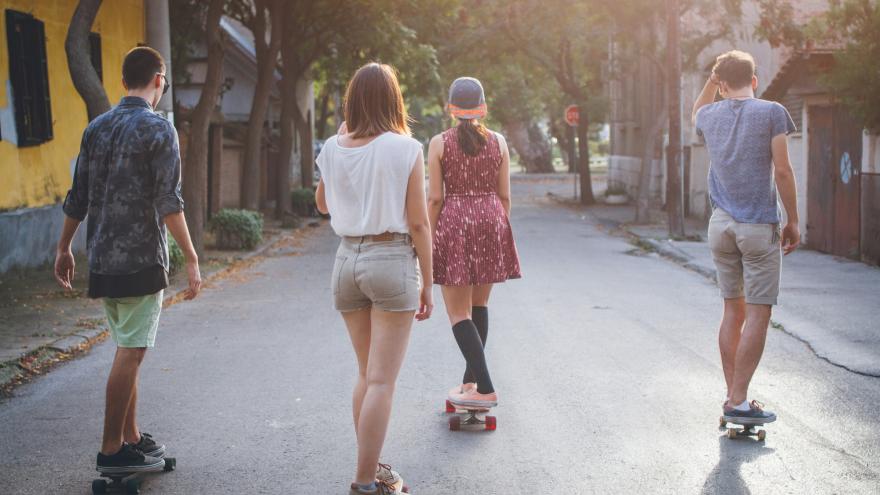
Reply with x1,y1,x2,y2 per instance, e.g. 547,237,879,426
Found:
276,31,299,218
548,117,571,172
635,107,668,223
502,120,554,173
576,114,595,204
290,79,314,189
276,85,294,217
65,0,110,122
315,83,331,140
182,0,225,255
240,0,282,211
666,0,685,237
297,101,314,188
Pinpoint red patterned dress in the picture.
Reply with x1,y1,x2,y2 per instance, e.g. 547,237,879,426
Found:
433,127,522,286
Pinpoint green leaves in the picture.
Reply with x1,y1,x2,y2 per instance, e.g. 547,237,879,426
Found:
290,188,318,217
209,209,264,250
821,1,880,131
757,0,880,131
168,236,185,275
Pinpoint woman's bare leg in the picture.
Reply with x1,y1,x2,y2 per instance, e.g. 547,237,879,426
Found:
471,284,493,307
443,285,495,394
442,285,472,325
353,307,414,485
342,307,372,436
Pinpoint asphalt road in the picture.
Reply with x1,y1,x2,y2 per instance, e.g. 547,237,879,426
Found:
1,182,878,494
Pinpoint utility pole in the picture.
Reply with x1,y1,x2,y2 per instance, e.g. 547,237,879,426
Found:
665,0,685,237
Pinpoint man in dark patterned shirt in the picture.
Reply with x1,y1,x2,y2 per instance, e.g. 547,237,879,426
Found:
54,46,201,474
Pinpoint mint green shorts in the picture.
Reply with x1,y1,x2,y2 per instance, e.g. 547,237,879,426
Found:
102,291,164,348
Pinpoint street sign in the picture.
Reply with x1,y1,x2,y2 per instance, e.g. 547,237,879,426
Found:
564,104,579,127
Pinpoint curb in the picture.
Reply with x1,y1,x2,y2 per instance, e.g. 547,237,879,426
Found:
1,230,291,394
160,230,284,306
638,237,717,281
628,226,880,377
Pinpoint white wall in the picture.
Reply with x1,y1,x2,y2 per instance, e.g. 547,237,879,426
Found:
688,144,710,219
608,155,662,199
174,36,281,123
787,133,808,237
864,132,880,175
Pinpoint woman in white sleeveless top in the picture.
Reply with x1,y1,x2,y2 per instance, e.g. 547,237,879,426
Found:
315,63,433,495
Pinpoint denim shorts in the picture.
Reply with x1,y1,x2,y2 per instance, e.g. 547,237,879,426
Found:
332,236,421,312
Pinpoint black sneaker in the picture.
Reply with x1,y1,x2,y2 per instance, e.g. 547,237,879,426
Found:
96,443,164,474
133,432,165,458
723,400,777,425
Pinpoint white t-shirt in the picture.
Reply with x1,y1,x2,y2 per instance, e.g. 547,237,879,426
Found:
316,132,423,237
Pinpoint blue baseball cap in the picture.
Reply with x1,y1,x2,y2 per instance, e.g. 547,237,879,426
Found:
448,77,487,119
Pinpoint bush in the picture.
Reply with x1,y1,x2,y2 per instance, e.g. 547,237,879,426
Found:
209,209,263,250
168,236,185,275
291,188,317,217
605,182,628,196
280,213,302,229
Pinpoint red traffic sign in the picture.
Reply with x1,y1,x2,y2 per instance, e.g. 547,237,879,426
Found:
564,104,579,127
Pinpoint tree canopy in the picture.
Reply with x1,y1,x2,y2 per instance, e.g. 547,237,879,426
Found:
757,0,880,131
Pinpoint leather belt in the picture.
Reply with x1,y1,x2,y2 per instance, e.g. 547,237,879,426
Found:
346,232,411,243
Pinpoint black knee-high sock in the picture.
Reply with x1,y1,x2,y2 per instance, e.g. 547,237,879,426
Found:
463,307,489,384
453,319,494,394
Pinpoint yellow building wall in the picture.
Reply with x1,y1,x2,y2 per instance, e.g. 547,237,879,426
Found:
0,0,144,211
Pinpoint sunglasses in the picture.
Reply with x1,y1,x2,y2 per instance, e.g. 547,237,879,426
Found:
156,73,170,95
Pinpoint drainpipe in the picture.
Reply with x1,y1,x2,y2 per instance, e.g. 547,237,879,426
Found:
145,0,174,121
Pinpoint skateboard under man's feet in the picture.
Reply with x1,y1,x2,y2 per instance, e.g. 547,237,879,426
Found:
719,415,767,441
445,399,496,431
91,457,176,494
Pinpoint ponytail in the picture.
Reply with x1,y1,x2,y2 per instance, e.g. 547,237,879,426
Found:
456,118,489,156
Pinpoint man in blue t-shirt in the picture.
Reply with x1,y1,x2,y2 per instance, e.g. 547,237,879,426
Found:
692,50,800,426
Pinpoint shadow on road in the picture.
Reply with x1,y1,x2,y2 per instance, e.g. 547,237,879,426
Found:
700,433,775,495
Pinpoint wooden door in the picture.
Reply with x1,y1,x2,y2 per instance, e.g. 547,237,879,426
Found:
831,106,861,258
806,105,861,258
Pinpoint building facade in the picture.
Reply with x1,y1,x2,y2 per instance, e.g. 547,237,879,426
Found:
174,16,314,216
607,0,880,265
0,0,170,273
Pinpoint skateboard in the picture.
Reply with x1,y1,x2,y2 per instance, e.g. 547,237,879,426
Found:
91,457,176,494
719,416,766,441
445,399,496,431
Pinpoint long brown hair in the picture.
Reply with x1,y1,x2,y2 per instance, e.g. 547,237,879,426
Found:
457,118,489,156
343,63,411,138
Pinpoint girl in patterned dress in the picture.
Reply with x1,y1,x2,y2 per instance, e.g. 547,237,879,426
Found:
427,77,521,409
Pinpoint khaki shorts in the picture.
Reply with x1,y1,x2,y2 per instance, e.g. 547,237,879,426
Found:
332,236,421,312
103,291,163,348
708,209,781,305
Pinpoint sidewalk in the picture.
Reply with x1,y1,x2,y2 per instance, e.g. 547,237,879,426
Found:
587,202,880,377
0,221,316,392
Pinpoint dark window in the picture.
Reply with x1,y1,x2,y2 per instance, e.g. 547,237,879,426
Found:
5,9,53,147
89,32,103,82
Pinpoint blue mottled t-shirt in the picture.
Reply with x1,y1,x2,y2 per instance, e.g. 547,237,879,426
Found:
696,98,796,224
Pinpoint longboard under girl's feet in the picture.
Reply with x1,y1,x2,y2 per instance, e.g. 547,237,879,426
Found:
719,416,767,441
393,477,411,494
445,399,496,431
92,457,176,494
